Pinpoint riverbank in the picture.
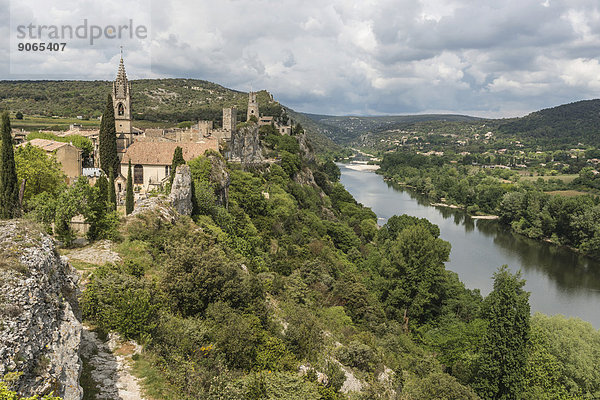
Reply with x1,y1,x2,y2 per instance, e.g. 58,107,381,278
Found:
339,163,600,327
344,163,380,171
383,175,597,258
387,182,501,219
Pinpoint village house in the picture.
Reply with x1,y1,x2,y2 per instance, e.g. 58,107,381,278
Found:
19,138,83,183
258,115,292,135
120,140,218,192
11,129,28,145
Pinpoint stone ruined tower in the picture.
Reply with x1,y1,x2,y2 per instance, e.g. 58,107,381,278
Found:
247,92,259,121
112,54,132,137
223,106,237,132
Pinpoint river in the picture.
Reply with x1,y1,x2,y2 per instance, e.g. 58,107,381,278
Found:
339,163,600,328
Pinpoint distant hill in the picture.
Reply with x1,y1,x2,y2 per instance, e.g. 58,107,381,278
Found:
496,99,600,146
0,79,280,122
0,79,340,154
304,113,481,144
307,100,600,148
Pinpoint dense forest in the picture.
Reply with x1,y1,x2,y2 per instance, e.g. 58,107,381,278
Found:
497,99,600,146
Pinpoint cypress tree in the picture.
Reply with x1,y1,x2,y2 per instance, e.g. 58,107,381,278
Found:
87,175,108,240
126,160,134,215
99,94,118,176
0,112,20,219
170,146,185,185
474,266,530,400
108,169,116,211
95,174,108,207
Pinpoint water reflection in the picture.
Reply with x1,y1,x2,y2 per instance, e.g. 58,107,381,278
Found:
339,164,600,327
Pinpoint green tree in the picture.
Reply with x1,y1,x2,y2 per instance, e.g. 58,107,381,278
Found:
108,169,116,211
126,160,134,215
95,174,108,206
1,379,62,399
86,175,119,241
404,373,480,400
170,146,185,185
14,143,66,207
322,160,341,182
280,150,301,178
292,122,304,136
474,266,530,400
54,177,92,245
15,111,23,119
0,112,20,219
99,94,118,175
374,223,450,323
524,313,600,397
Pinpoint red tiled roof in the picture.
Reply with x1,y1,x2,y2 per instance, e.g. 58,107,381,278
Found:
121,140,219,166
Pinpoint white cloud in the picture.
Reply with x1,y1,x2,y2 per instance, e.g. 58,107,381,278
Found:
559,58,600,89
2,0,600,117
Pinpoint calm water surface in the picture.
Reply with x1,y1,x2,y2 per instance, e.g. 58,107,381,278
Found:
339,164,600,328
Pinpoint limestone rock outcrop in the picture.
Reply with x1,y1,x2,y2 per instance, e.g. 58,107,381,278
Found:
0,221,83,400
229,123,264,164
297,132,315,162
205,152,230,207
168,164,193,216
130,195,178,223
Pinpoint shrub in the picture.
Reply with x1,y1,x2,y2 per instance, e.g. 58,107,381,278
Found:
81,265,160,339
336,340,377,372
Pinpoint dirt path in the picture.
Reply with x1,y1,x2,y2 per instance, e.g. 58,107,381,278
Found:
80,326,147,400
65,240,121,266
70,241,147,400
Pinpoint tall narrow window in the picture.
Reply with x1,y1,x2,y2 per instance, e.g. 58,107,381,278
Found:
118,103,125,116
134,164,143,184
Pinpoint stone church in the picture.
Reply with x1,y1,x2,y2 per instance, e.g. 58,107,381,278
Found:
112,55,137,153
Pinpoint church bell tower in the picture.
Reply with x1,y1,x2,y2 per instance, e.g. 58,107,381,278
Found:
112,52,132,138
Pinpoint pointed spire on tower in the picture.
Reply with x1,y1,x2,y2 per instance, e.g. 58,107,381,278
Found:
112,49,133,137
114,49,130,99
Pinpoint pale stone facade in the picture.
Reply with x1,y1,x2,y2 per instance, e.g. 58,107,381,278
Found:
247,91,259,121
120,141,218,191
19,139,83,184
112,56,135,154
112,57,132,136
223,107,237,132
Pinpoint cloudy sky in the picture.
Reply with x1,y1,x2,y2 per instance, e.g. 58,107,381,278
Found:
2,0,600,118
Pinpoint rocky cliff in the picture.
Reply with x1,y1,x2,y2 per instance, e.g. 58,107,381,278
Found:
0,221,83,400
205,151,230,208
229,123,264,164
168,164,194,216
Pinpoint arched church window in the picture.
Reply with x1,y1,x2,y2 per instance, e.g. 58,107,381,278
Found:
118,103,125,116
134,164,143,184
